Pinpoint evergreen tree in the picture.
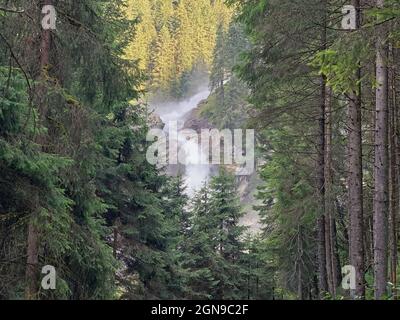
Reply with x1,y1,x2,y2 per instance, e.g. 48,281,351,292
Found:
182,184,217,299
124,0,157,71
205,21,249,129
161,174,190,298
151,25,175,91
209,169,247,299
183,170,248,300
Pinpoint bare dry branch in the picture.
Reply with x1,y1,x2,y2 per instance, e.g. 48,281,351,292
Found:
0,6,25,14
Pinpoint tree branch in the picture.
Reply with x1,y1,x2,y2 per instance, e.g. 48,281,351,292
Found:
0,6,25,14
0,32,32,91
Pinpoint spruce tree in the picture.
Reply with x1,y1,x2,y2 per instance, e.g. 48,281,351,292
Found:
209,168,247,299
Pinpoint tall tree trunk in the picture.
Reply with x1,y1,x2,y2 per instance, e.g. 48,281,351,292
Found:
317,0,329,296
318,73,328,297
389,57,398,298
25,220,39,300
373,0,389,300
347,0,365,299
25,0,52,300
331,216,343,289
324,84,333,295
389,46,399,300
325,86,341,297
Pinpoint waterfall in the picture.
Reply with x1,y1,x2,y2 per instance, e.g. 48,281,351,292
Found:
152,86,211,196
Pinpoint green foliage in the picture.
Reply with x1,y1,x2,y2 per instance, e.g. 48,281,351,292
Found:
0,0,260,301
125,0,232,98
229,0,348,299
181,169,252,300
311,35,371,94
0,0,180,300
203,21,250,129
255,126,319,296
0,66,78,299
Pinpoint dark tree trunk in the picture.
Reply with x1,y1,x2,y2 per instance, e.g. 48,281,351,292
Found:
389,64,398,299
25,222,39,300
325,86,341,297
318,73,328,297
317,1,329,296
347,0,365,299
373,0,389,300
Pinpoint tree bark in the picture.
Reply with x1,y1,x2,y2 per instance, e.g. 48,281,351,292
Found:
324,83,333,296
373,0,389,300
317,0,329,296
347,0,365,299
348,86,365,300
324,86,341,297
25,222,39,299
389,46,399,300
389,61,398,298
318,73,328,297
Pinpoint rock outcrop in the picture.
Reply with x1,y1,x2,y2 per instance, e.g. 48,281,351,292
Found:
182,100,213,132
148,112,164,129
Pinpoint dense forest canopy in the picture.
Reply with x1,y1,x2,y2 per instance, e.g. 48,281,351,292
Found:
0,0,400,302
124,0,232,98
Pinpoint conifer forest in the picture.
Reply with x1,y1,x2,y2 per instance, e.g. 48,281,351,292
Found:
1,0,400,302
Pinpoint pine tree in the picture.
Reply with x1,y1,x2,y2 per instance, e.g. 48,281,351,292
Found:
183,184,217,299
373,0,389,300
161,174,190,298
151,25,175,91
0,0,174,300
124,0,157,71
209,168,247,299
202,20,249,129
183,170,248,300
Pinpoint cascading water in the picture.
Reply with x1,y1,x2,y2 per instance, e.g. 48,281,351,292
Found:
152,86,211,196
